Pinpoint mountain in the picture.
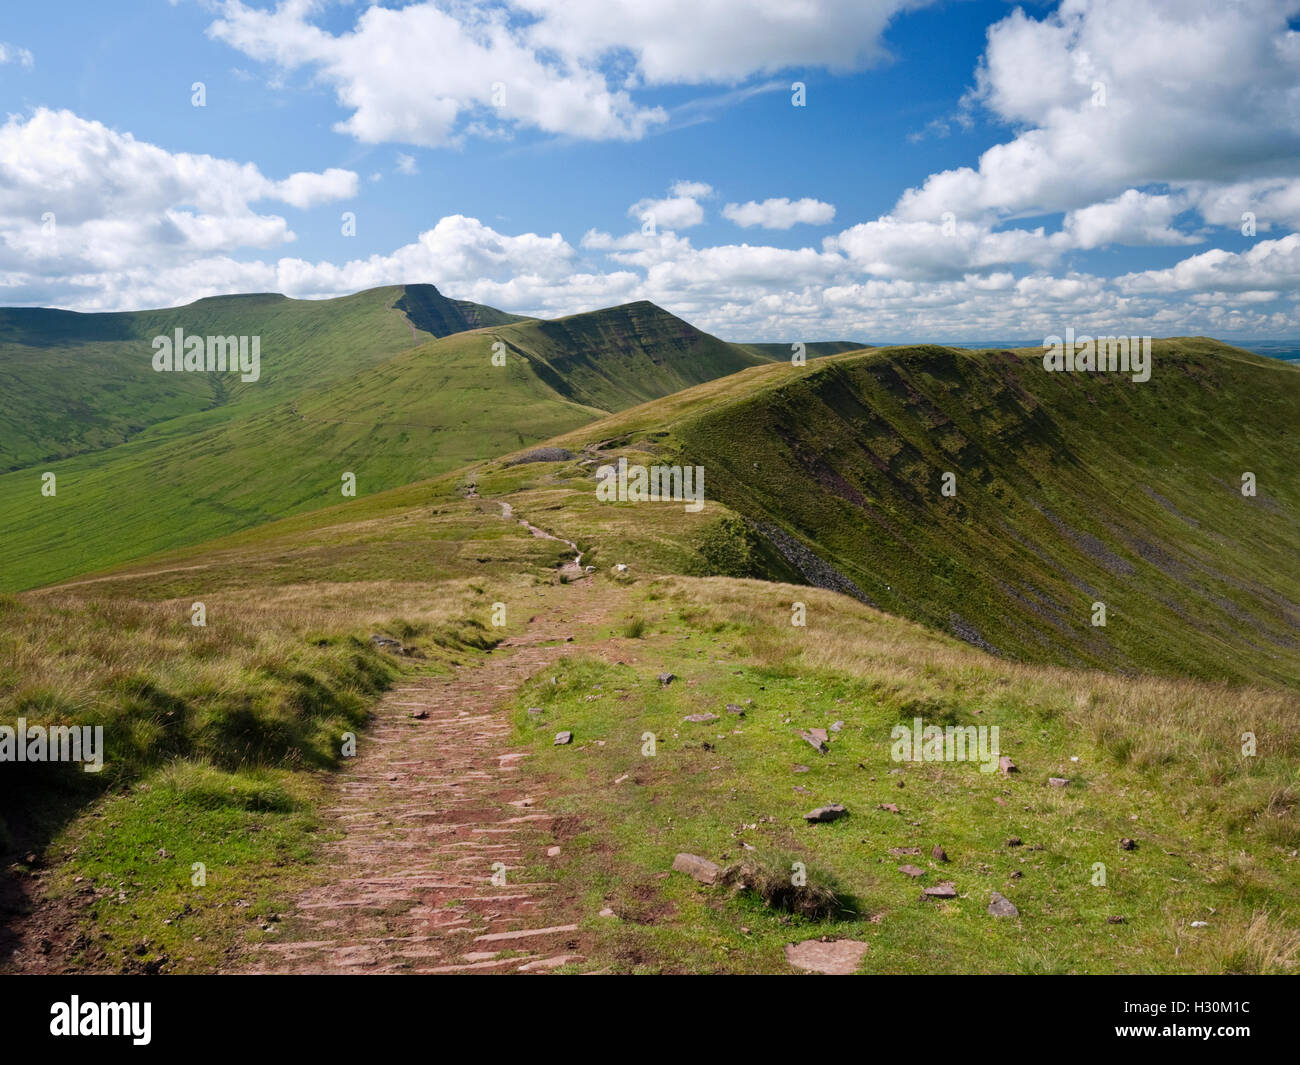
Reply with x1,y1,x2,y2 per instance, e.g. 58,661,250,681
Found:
0,291,774,590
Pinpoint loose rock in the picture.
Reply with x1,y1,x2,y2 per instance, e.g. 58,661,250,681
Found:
804,804,849,824
988,891,1019,917
554,731,573,745
672,853,721,884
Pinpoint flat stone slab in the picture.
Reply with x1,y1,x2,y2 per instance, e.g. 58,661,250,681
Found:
988,891,1019,917
554,731,572,745
797,731,829,753
923,882,957,899
682,713,720,723
672,853,722,884
473,924,580,943
898,864,926,878
785,939,870,975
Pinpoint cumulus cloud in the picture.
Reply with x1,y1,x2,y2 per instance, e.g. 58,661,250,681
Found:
723,197,836,229
627,182,713,231
206,0,926,148
895,0,1300,224
1062,190,1200,250
0,108,354,276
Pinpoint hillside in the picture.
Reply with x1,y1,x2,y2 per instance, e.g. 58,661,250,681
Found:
495,338,1299,686
0,295,774,590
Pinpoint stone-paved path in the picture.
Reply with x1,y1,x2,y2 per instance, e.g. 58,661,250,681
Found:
239,578,608,974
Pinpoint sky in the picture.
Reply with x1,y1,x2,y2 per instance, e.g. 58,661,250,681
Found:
1,0,1299,342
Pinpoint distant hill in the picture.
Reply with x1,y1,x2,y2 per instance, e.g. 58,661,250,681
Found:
0,290,773,590
735,340,866,360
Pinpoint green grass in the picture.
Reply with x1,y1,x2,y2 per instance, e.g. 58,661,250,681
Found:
509,577,1300,974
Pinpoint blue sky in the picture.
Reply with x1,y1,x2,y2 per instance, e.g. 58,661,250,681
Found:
2,0,1299,342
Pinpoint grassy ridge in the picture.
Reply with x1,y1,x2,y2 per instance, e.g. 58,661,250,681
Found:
520,339,1300,684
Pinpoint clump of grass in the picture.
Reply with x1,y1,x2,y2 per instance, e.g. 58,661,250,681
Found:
721,852,850,920
622,616,647,639
1183,911,1300,974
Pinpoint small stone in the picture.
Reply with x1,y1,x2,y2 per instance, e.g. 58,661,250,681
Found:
793,785,811,794
888,847,921,857
411,710,429,719
1119,837,1137,851
878,803,901,814
988,892,1019,917
1106,915,1126,924
527,707,543,716
598,907,616,918
804,804,848,824
554,731,573,745
682,713,720,723
999,756,1018,775
658,673,676,686
1009,870,1024,879
923,882,957,899
672,853,722,884
931,845,948,862
547,846,561,857
1190,920,1209,928
792,764,811,773
1048,777,1069,788
1006,836,1023,847
725,703,745,715
798,730,829,754
898,864,925,878
829,721,844,732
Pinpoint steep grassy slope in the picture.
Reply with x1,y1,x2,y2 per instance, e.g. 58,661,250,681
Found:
0,300,774,590
499,339,1299,685
495,301,774,411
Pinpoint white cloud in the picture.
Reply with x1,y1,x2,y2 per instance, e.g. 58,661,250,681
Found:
206,0,926,148
895,0,1300,224
208,0,668,148
395,153,418,176
0,108,355,276
723,197,836,229
1118,234,1300,295
1062,190,1200,250
627,182,713,231
0,42,34,68
516,0,923,83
